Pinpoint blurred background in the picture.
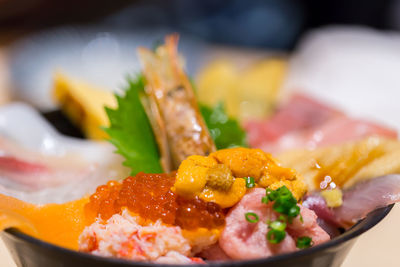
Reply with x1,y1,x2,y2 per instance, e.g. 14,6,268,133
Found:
1,0,400,47
1,0,400,126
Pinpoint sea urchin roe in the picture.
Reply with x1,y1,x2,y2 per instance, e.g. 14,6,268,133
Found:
85,172,225,230
174,147,307,207
206,164,234,190
174,154,247,208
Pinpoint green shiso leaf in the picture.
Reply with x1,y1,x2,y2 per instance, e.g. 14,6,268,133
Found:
200,102,248,149
104,75,162,175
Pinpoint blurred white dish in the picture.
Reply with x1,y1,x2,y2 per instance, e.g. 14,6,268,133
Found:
9,27,207,111
285,26,400,132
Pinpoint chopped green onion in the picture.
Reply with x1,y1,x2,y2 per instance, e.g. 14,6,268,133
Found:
299,214,304,223
262,186,304,245
267,229,286,244
278,215,287,223
269,220,286,232
245,212,259,223
270,186,298,217
296,236,313,249
266,188,278,201
277,185,292,196
244,177,255,188
261,196,269,204
288,205,300,218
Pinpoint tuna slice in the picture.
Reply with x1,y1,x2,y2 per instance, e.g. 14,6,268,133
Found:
245,93,396,154
303,174,400,229
219,188,330,260
245,93,342,145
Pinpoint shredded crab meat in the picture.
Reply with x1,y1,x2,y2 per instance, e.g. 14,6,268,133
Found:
79,210,193,264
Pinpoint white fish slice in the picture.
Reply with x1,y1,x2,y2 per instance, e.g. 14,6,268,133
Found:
0,103,129,204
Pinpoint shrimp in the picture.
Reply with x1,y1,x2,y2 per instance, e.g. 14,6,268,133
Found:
138,34,216,172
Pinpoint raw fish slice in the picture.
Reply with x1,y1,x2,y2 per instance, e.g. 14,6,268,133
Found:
301,194,342,237
279,137,400,191
303,175,400,228
0,137,94,190
262,117,397,153
335,174,400,227
219,188,329,260
305,117,397,146
0,103,129,204
245,93,343,149
245,93,396,154
301,194,336,226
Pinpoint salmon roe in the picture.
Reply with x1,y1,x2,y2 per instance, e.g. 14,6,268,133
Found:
85,172,225,230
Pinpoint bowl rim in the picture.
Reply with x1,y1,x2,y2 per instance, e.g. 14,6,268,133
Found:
3,204,394,267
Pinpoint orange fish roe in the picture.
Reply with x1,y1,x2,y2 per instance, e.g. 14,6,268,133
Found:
85,172,225,230
85,180,121,220
118,173,178,224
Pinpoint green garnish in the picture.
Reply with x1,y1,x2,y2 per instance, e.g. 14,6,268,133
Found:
104,74,248,175
296,236,313,249
269,220,286,232
200,102,247,149
261,196,269,204
288,205,300,218
104,75,163,175
267,229,286,244
104,75,247,175
266,188,278,201
244,177,256,188
271,186,298,218
262,186,312,245
245,212,259,223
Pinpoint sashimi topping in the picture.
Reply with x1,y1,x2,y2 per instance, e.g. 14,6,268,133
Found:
278,137,400,191
303,174,400,228
219,188,329,260
0,156,48,174
335,174,400,227
245,93,343,144
0,103,130,204
245,93,396,153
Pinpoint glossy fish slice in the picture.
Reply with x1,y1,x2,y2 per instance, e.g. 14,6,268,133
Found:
219,188,329,260
278,136,400,191
303,174,400,228
138,34,216,171
246,93,397,154
0,103,129,204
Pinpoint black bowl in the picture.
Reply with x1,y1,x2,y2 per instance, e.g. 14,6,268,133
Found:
1,204,393,267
